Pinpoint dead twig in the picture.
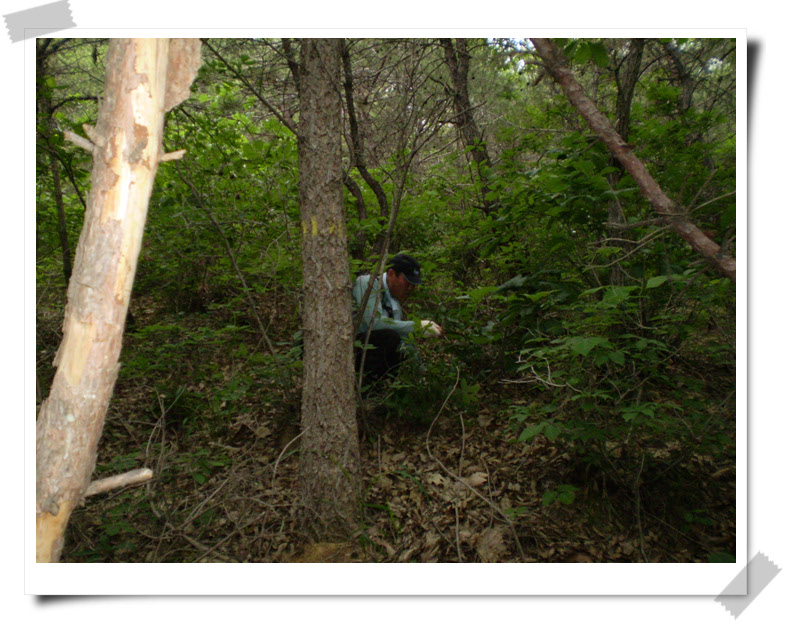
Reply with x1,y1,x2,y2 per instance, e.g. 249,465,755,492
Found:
84,468,154,498
272,426,308,489
454,504,463,562
426,367,527,561
634,454,649,563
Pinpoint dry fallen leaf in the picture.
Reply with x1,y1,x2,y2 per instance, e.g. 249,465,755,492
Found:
425,472,447,486
476,526,508,562
461,472,488,488
254,425,271,438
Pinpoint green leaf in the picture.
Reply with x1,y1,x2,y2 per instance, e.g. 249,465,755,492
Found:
543,176,569,193
566,336,611,357
574,43,592,65
504,506,531,518
542,490,558,506
601,286,635,308
546,205,570,217
571,159,595,176
518,422,545,442
557,485,578,504
543,422,561,441
542,484,578,507
589,43,610,68
646,276,669,289
621,403,656,422
608,350,625,366
467,285,499,301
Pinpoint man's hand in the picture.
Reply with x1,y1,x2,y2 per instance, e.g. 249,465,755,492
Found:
420,319,443,337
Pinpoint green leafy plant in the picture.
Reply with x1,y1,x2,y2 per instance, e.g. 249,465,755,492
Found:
542,484,579,507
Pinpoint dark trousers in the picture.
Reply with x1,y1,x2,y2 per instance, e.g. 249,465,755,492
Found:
354,329,402,387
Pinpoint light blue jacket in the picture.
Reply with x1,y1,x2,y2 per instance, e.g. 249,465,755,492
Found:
352,273,415,337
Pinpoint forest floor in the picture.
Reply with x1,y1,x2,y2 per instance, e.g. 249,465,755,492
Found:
37,291,737,565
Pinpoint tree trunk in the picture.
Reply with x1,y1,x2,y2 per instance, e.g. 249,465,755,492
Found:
613,39,645,145
47,133,74,285
531,37,736,282
441,38,495,215
36,38,201,563
607,39,645,285
660,40,694,113
297,39,360,538
340,39,391,254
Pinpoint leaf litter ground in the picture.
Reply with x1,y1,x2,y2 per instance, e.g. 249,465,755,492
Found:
61,379,735,564
42,294,735,564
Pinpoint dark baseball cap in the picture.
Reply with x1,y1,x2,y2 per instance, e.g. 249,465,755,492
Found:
389,253,423,285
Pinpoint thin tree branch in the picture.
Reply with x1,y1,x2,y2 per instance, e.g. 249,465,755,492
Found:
201,39,298,136
50,94,99,113
340,39,390,221
281,38,301,94
426,367,528,561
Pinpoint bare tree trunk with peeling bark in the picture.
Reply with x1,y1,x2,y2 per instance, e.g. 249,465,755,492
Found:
36,38,201,563
530,37,736,282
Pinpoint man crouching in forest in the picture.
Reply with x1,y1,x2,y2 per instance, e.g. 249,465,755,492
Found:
353,253,443,389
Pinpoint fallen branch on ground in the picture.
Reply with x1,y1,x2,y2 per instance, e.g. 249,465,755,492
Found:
84,468,153,498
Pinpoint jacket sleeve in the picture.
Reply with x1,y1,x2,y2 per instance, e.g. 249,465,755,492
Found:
352,275,414,337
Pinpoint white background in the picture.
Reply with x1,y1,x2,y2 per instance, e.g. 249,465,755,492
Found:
3,2,781,623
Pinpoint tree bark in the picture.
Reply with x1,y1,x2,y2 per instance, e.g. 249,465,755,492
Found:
613,39,645,144
297,39,360,538
340,39,391,256
660,40,694,112
36,38,201,563
607,39,645,285
531,37,735,282
47,136,73,285
441,38,495,215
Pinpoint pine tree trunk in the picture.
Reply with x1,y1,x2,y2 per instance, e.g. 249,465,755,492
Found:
36,38,201,562
297,38,360,538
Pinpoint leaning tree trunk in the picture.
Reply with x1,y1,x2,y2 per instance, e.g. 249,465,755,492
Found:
36,38,201,563
297,38,360,539
531,37,736,282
